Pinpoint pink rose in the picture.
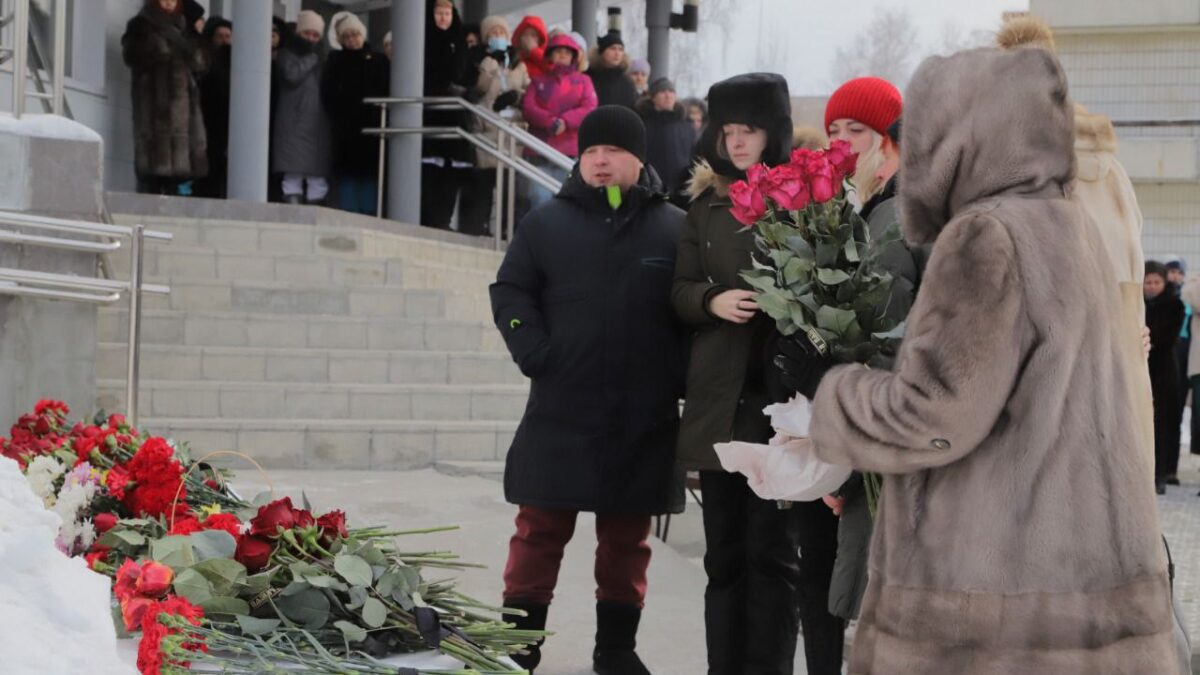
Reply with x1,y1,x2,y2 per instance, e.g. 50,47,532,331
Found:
728,167,769,227
825,140,858,181
804,155,838,203
764,164,811,211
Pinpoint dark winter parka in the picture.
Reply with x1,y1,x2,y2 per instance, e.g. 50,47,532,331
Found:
422,0,471,164
637,99,698,199
1146,284,1185,470
121,3,209,180
272,34,331,177
322,45,390,178
587,49,639,110
196,41,231,197
490,167,688,515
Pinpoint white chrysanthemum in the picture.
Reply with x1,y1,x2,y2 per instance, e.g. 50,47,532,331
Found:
24,456,66,506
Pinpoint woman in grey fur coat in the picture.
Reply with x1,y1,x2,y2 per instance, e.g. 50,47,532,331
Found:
792,46,1187,673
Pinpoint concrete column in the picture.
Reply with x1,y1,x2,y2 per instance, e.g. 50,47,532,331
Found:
387,0,425,223
572,0,597,50
462,0,490,26
227,0,273,202
646,0,671,80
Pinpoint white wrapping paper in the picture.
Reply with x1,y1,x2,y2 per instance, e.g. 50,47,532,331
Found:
714,397,852,502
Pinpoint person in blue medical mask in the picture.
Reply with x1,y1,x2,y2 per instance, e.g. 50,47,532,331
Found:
459,14,519,236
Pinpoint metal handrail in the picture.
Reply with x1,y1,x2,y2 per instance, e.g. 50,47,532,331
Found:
3,0,66,117
0,211,168,426
365,95,575,172
362,126,565,192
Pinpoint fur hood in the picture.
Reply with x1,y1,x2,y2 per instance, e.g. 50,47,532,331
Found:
900,47,1075,247
588,47,630,73
1074,103,1117,153
686,160,734,201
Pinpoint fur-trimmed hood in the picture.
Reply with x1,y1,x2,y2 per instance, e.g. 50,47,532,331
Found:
1074,103,1117,153
686,160,733,201
588,47,630,73
900,47,1075,247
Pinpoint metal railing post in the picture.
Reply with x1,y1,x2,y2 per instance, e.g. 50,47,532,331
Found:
125,224,145,427
13,0,28,117
376,104,388,218
493,127,505,250
506,132,517,242
51,0,64,116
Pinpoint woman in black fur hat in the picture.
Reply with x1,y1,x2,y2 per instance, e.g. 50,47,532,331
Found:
671,73,825,675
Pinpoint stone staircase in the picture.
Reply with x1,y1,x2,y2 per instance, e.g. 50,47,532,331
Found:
97,210,525,470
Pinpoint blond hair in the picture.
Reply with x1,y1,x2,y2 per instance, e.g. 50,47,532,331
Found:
850,130,892,204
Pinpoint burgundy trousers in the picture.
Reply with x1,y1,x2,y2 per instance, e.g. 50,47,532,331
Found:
502,505,653,608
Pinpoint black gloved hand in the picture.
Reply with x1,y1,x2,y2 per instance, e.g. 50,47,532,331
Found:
773,332,835,399
493,89,520,112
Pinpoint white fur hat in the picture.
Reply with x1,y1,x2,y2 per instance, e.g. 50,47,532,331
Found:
328,11,367,50
296,10,325,36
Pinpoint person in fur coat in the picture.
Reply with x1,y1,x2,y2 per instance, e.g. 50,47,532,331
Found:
121,0,209,194
786,46,1186,673
996,15,1156,469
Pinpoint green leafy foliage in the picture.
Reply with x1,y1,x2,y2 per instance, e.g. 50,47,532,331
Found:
739,200,906,363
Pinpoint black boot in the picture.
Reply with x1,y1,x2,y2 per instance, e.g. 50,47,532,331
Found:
593,602,651,675
503,601,548,672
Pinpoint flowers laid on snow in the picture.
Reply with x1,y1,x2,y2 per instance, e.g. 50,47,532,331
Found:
5,401,542,674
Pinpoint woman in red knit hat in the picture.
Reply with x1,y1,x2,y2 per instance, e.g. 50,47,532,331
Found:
774,76,922,644
824,76,902,212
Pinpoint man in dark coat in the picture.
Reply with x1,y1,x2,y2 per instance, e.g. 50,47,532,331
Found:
490,106,686,675
122,0,209,195
587,30,639,109
637,77,696,202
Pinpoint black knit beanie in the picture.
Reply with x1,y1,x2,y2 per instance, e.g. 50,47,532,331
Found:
578,106,647,161
598,30,624,51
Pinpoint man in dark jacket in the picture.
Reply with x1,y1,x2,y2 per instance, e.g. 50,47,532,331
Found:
637,77,696,202
587,30,639,109
490,106,686,675
196,17,232,198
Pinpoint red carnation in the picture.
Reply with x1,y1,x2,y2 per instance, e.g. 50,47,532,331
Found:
234,535,274,572
202,513,242,538
169,516,203,536
122,437,186,518
316,510,349,546
35,399,69,416
249,497,298,538
137,596,206,675
106,465,131,500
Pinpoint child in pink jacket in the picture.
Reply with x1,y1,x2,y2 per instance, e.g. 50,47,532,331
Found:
522,33,598,158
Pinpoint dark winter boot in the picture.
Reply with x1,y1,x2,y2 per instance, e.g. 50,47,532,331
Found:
592,602,651,675
503,601,548,672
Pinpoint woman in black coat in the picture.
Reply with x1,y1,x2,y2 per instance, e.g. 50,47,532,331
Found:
195,17,232,198
322,13,390,215
1146,261,1186,494
121,0,209,194
636,79,696,203
421,0,472,229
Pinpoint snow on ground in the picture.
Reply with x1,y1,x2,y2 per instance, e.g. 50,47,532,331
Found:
0,456,132,675
0,112,102,143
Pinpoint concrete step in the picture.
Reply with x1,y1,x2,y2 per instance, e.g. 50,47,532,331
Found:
110,213,505,270
96,380,528,422
98,308,506,352
109,245,498,293
97,343,526,385
133,278,490,322
140,417,518,469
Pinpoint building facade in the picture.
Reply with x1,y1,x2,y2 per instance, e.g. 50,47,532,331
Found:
1032,0,1200,267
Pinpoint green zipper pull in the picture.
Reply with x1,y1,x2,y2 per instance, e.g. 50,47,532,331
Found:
606,185,622,210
